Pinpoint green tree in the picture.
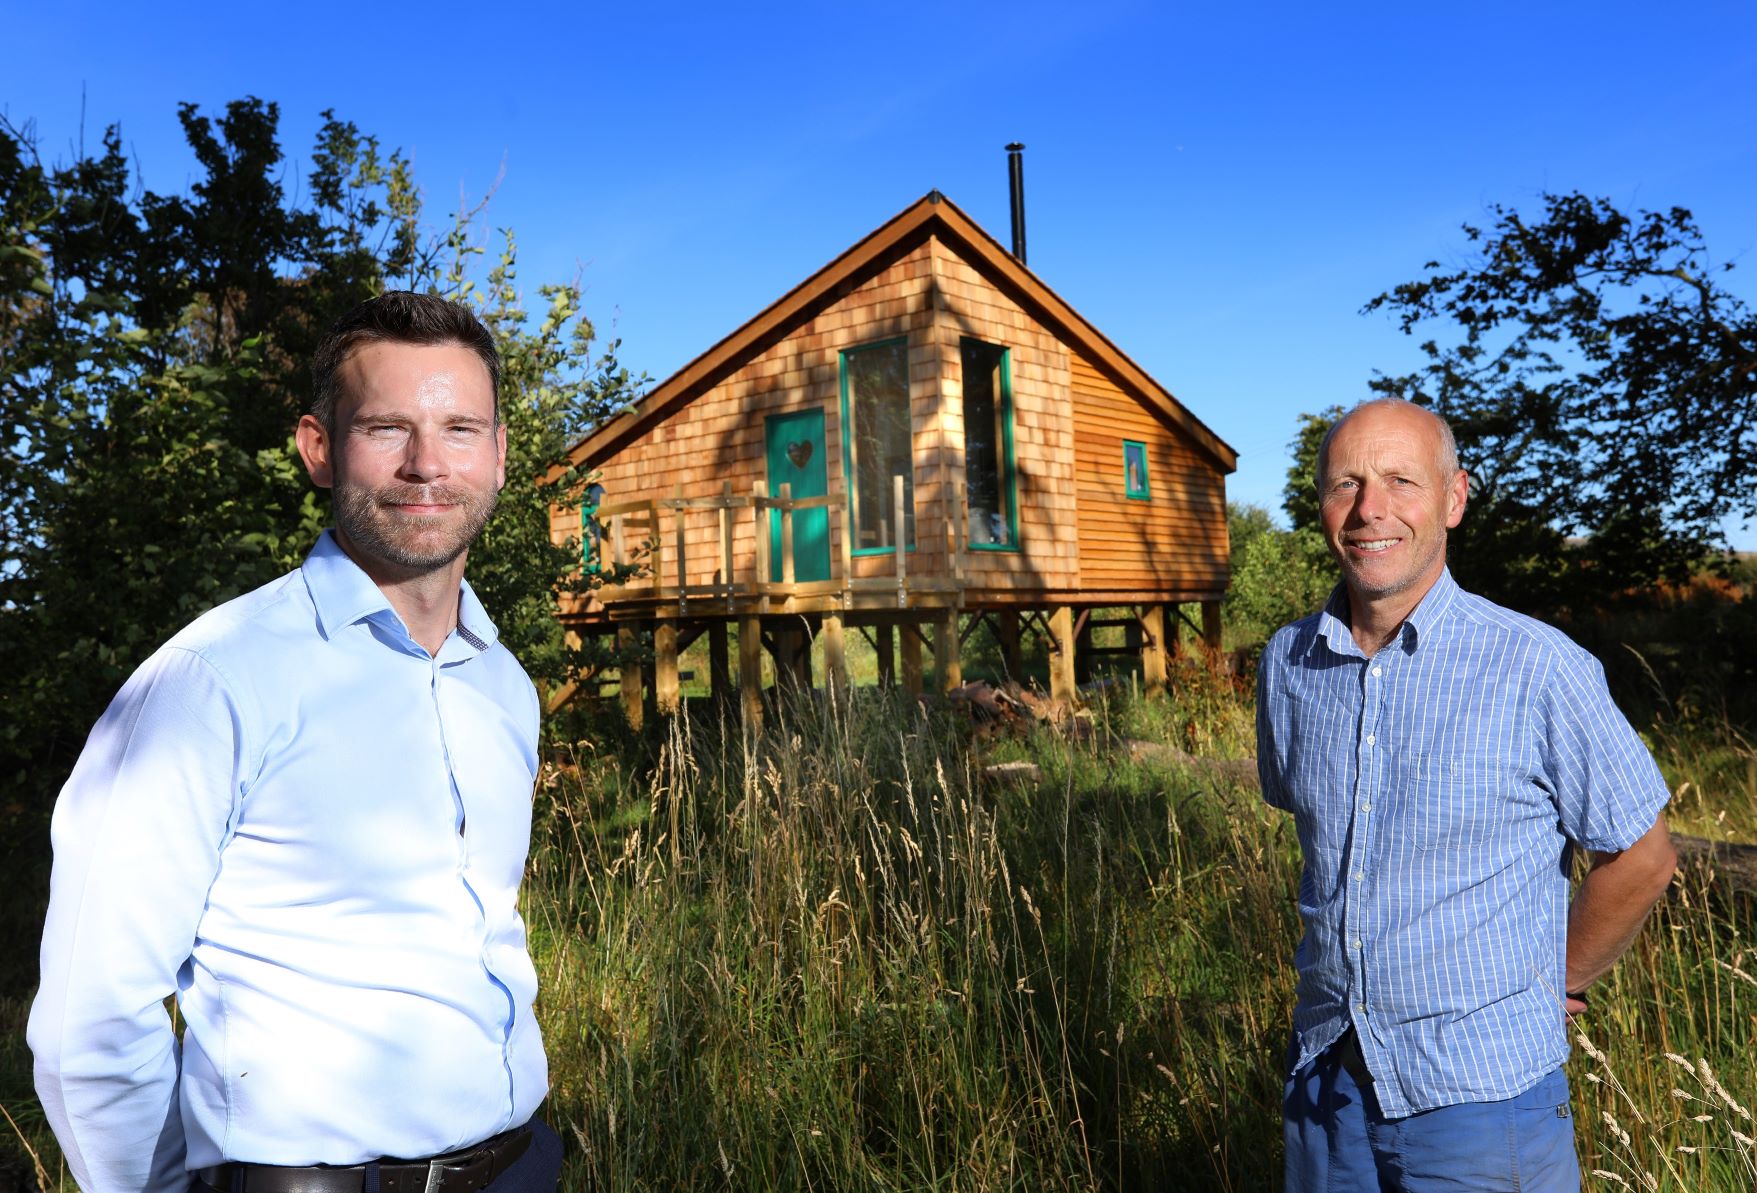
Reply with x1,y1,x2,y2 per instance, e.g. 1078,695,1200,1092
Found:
1281,405,1343,533
1223,502,1334,647
0,99,633,819
1363,191,1756,607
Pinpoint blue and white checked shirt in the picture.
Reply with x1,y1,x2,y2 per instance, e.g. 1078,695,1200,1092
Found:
1256,569,1670,1117
29,532,548,1192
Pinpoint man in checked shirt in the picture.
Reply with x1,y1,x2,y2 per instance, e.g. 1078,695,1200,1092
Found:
1256,398,1677,1191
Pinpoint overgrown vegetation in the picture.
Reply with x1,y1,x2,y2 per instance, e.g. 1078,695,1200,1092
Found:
0,99,637,832
7,625,1752,1188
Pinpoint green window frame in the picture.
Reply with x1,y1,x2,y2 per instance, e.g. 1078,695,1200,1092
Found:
838,337,915,555
1124,440,1150,500
580,483,605,573
960,338,1019,551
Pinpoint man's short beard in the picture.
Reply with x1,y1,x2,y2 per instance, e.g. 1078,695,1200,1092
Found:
332,481,499,573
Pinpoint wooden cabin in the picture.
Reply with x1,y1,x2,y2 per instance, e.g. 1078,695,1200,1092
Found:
548,192,1237,723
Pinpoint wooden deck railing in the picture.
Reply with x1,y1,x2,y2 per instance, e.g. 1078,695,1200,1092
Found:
586,477,967,611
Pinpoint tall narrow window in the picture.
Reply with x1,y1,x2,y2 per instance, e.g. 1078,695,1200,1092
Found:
841,338,914,552
961,339,1017,549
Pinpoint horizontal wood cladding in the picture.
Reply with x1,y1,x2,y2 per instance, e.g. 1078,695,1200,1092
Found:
553,227,1230,609
1069,350,1228,591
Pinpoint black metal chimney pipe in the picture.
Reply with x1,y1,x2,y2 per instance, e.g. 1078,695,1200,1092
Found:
1005,142,1027,265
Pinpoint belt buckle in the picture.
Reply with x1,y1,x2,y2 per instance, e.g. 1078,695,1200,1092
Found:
421,1148,491,1193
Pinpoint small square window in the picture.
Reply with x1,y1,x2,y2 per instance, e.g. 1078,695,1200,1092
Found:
1123,441,1150,500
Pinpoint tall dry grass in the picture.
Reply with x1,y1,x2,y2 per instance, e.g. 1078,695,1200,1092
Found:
4,654,1752,1189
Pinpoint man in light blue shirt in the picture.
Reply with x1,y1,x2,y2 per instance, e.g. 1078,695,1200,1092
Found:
1256,398,1676,1191
29,293,561,1192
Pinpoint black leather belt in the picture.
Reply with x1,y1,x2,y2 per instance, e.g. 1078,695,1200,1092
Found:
195,1124,532,1193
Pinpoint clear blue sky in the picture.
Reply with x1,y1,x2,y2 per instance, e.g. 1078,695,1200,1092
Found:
10,1,1756,546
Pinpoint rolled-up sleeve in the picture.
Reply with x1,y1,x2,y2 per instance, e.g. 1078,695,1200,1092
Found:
28,646,245,1193
1537,645,1671,853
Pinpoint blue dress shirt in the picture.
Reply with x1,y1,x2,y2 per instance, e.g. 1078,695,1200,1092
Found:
29,532,548,1192
1256,569,1670,1118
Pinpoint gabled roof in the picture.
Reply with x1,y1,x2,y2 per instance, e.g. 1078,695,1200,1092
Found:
555,192,1238,476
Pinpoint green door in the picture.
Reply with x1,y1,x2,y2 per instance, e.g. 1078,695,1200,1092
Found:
764,408,830,583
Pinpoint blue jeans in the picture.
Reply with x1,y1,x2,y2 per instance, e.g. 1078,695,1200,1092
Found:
1283,1033,1580,1191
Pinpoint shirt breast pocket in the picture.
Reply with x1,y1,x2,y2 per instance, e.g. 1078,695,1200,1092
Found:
1405,752,1514,852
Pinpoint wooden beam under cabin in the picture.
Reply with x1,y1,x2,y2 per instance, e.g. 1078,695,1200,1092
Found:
1141,604,1168,698
823,613,847,695
900,620,923,697
618,624,643,730
739,614,763,730
654,622,680,715
1048,606,1077,703
934,609,961,692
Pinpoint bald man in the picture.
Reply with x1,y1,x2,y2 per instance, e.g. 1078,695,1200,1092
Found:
1255,398,1676,1191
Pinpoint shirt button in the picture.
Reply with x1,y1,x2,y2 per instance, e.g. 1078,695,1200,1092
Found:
1353,938,1364,949
1371,666,1383,677
1356,1003,1368,1015
1353,870,1364,881
1361,802,1372,813
1366,734,1377,746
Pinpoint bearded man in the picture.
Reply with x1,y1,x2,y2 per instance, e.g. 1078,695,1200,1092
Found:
1256,398,1676,1191
30,293,562,1193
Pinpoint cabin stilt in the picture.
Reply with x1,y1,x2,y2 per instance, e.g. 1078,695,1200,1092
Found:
1140,604,1168,698
618,624,643,730
1048,606,1077,703
900,622,923,696
995,610,1022,682
1201,599,1224,654
823,614,848,693
876,623,895,688
739,614,763,729
709,620,730,700
934,609,961,692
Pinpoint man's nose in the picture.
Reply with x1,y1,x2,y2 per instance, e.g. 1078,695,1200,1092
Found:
1352,478,1388,522
397,427,448,481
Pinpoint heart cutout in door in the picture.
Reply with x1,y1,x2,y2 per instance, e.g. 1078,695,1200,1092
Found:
786,440,814,468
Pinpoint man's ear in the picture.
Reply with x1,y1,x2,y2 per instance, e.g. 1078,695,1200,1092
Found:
1445,469,1469,528
494,422,508,491
296,414,336,489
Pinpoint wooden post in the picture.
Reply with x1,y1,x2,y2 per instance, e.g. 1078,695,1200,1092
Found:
1141,604,1168,699
876,623,895,688
709,619,731,701
823,614,847,695
1048,606,1077,704
739,614,763,729
835,480,852,602
753,480,770,594
893,474,907,607
1201,599,1224,654
655,621,680,715
900,620,923,697
673,484,687,610
618,623,643,730
996,609,1022,682
934,608,961,692
780,481,795,587
720,481,734,608
1074,615,1094,685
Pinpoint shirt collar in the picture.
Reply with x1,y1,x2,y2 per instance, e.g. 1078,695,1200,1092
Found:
302,531,500,653
1311,566,1462,661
